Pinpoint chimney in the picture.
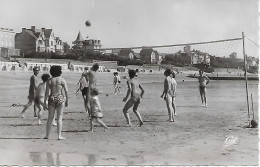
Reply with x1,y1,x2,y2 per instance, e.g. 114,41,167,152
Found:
31,26,35,31
22,28,26,32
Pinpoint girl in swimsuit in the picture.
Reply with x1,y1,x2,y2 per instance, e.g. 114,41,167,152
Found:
44,66,68,140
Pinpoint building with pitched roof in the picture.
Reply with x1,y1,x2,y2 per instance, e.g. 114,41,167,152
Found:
72,31,102,50
15,26,64,55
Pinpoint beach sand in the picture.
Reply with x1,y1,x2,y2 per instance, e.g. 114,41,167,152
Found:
0,71,258,165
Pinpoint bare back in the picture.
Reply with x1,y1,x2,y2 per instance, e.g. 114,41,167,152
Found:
36,82,47,97
87,70,97,89
48,77,67,95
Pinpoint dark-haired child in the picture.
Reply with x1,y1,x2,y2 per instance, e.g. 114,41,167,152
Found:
35,74,51,125
122,69,144,127
113,72,121,94
89,88,108,132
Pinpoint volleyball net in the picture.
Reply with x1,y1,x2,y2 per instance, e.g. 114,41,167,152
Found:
98,37,244,59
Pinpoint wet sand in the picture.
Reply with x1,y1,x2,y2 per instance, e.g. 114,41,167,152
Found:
0,71,258,165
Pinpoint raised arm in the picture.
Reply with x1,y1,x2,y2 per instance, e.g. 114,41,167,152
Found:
205,76,210,85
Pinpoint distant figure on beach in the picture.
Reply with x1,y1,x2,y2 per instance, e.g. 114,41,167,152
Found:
122,69,144,127
76,67,90,115
161,69,176,122
198,70,210,107
82,63,99,117
113,72,121,94
89,88,108,132
20,66,40,118
44,66,68,140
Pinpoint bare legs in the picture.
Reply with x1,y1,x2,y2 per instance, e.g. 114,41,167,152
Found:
199,87,207,107
172,97,177,116
123,98,143,126
82,95,90,116
90,118,108,132
165,94,174,122
21,99,34,118
44,104,65,140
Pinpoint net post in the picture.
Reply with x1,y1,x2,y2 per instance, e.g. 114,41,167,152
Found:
242,32,251,126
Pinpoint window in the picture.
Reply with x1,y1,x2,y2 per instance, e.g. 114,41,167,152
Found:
51,41,53,46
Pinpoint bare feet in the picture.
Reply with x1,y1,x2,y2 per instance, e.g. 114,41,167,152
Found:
104,127,108,132
58,136,66,140
20,114,25,118
38,121,42,125
139,121,144,127
127,124,132,127
52,122,57,126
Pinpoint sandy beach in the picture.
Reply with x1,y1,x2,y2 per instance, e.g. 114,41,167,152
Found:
0,70,258,166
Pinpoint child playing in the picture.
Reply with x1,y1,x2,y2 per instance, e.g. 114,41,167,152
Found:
161,70,177,116
161,69,176,122
122,69,144,127
76,70,90,115
35,74,56,125
89,88,108,132
113,72,121,94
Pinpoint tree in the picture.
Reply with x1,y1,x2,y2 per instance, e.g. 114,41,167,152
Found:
229,52,237,59
63,42,70,53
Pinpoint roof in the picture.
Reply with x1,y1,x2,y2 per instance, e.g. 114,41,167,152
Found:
43,29,53,38
73,31,84,42
33,32,41,38
25,30,38,39
134,53,140,59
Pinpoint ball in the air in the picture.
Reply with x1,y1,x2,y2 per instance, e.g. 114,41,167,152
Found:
85,20,91,26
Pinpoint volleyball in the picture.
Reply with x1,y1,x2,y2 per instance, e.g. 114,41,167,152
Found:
85,20,91,26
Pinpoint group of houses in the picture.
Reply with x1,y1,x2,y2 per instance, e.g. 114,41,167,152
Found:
0,26,212,65
0,26,69,57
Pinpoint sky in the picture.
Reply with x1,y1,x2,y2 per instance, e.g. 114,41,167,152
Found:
0,0,258,58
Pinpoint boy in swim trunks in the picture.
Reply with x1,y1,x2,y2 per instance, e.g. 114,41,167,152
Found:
82,63,99,117
89,88,108,132
198,70,210,107
122,69,144,127
21,66,40,118
35,74,56,125
76,67,90,115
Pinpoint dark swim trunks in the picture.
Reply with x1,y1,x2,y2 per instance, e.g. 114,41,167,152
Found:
81,87,89,96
